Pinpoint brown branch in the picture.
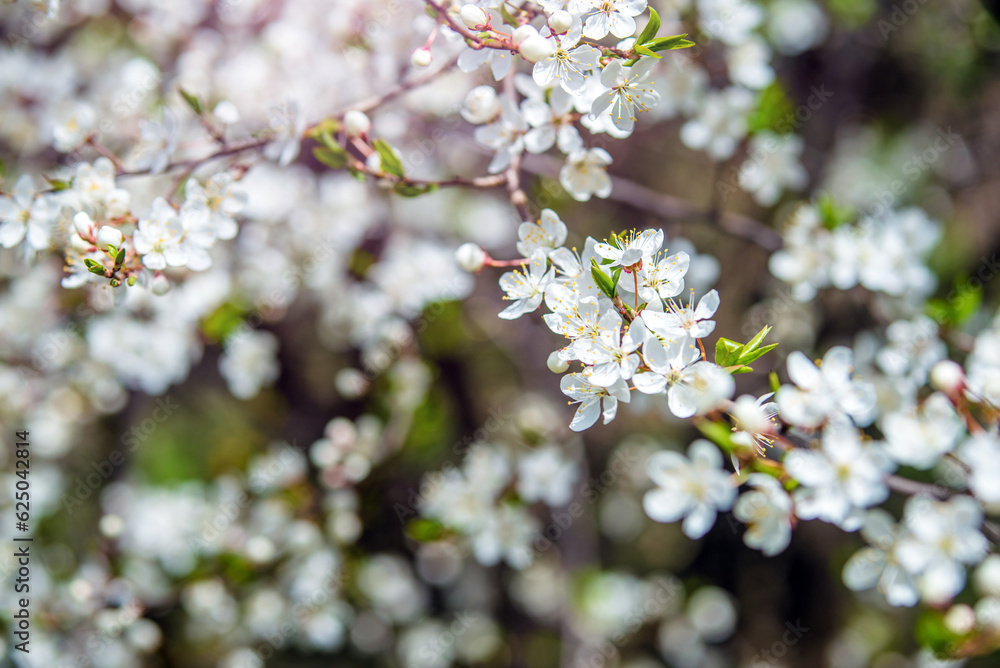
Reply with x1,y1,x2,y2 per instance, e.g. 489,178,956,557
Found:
519,153,784,251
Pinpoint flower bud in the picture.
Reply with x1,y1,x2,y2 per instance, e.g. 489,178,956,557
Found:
929,359,965,395
976,555,1000,597
455,242,486,272
213,100,241,125
547,350,569,373
459,4,489,29
547,10,573,33
105,188,131,219
519,34,556,62
343,110,371,138
461,85,501,124
944,604,976,634
512,24,539,46
73,211,94,237
69,233,91,252
96,225,123,251
411,48,433,68
150,273,171,296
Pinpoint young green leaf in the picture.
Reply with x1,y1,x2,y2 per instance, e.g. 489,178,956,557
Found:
373,139,405,178
393,183,439,197
633,43,663,59
179,88,204,115
591,259,617,299
737,342,779,366
645,34,695,52
743,325,772,355
637,8,661,45
715,337,743,367
768,370,781,394
313,146,349,169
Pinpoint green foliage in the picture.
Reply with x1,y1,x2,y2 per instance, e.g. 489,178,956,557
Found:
915,610,964,658
405,518,447,542
643,34,695,52
591,258,617,299
696,419,736,452
393,182,438,197
747,82,794,134
817,192,856,230
201,301,248,343
373,139,405,178
637,8,661,45
84,258,106,275
715,326,778,374
313,146,349,169
178,88,204,115
927,276,983,326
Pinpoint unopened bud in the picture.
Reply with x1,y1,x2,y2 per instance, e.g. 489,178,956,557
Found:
944,604,976,634
73,211,94,237
455,242,486,272
343,110,371,138
96,226,124,251
929,360,965,395
547,10,573,33
512,24,539,46
519,34,556,62
150,273,171,296
547,350,569,373
411,48,433,68
459,4,489,29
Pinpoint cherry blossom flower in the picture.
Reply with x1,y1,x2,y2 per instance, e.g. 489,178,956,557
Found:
643,440,736,539
498,250,555,319
776,347,876,428
581,0,648,39
575,310,646,386
783,424,894,530
642,289,720,340
532,32,601,96
560,147,613,201
0,174,56,250
733,474,793,556
590,58,660,135
561,372,631,430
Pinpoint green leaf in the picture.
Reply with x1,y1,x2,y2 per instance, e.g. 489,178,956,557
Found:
730,365,754,375
769,370,781,394
747,82,794,134
611,265,623,288
638,8,660,44
84,258,106,276
696,420,736,452
927,278,982,326
633,43,662,59
373,139,405,178
405,518,447,542
742,325,772,355
115,245,126,266
714,337,743,367
347,166,367,181
393,182,439,197
644,34,694,52
44,176,71,191
737,342,779,366
500,2,517,26
817,192,855,229
313,146,349,169
306,118,342,148
178,88,204,116
590,259,617,299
